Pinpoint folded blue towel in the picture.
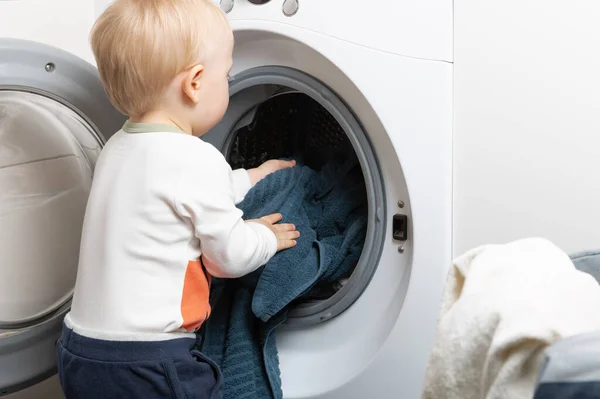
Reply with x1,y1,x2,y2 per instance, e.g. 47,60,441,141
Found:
200,154,367,399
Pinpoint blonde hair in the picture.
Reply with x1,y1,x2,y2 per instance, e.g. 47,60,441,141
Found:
91,0,230,116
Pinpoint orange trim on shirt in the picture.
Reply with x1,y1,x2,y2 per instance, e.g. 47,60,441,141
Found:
180,260,211,332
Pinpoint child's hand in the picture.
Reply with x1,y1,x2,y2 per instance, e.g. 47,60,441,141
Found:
247,159,296,186
248,213,300,251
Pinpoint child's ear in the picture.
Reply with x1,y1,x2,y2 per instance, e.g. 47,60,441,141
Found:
182,64,204,104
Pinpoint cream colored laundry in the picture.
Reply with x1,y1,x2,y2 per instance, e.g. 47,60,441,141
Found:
422,238,600,399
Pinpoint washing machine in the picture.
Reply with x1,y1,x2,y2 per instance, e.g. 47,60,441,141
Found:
0,1,124,398
0,0,453,398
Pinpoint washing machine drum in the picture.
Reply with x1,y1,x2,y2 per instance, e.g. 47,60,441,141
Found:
223,91,362,302
203,66,385,326
0,39,123,395
228,91,350,170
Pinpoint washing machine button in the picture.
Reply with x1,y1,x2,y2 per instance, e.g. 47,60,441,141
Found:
219,0,234,13
282,0,299,16
247,0,272,4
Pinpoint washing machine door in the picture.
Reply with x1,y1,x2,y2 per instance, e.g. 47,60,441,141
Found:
0,39,124,396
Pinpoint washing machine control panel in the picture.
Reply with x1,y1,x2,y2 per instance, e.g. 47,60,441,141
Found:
218,0,234,13
281,0,298,16
219,0,298,16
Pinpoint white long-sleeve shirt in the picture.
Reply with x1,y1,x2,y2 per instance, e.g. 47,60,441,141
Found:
65,122,277,341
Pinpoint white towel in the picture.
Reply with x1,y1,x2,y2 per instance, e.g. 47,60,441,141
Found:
422,238,600,399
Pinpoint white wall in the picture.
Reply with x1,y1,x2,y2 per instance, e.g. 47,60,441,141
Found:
454,0,600,256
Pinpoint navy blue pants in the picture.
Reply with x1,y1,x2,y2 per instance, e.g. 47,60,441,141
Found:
56,326,222,399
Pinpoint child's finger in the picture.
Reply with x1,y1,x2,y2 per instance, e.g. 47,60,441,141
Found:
260,213,283,224
278,239,297,250
272,159,296,171
277,230,300,240
273,223,296,232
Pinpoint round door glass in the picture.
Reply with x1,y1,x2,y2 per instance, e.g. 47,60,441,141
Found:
0,91,100,328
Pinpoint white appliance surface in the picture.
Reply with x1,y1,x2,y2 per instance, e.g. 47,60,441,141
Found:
224,22,452,399
0,0,96,64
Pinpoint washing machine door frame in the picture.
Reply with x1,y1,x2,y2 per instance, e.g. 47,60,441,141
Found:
0,38,124,396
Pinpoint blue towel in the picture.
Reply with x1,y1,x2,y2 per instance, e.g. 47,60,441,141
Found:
200,154,367,399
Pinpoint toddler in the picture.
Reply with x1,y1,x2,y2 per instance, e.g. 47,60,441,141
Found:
56,1,299,398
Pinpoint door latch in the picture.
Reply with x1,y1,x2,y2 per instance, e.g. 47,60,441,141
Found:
393,214,408,241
